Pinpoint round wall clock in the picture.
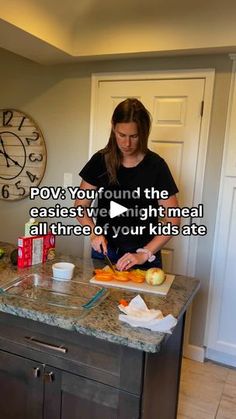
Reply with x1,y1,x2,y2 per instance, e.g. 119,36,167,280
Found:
0,109,47,201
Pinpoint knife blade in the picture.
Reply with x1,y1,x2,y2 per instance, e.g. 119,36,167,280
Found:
104,254,116,273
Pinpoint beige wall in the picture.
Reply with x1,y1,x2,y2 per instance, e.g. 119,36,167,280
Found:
0,48,232,347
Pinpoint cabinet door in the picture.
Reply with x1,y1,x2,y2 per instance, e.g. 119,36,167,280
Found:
0,350,43,419
44,366,140,419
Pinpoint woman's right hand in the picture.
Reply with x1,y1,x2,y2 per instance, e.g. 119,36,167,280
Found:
90,234,108,254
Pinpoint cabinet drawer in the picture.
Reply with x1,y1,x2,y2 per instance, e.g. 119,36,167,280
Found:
0,312,143,395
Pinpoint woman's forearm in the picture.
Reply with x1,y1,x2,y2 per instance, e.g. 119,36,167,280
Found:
74,180,98,232
143,216,181,255
74,198,95,231
144,233,175,255
142,194,181,255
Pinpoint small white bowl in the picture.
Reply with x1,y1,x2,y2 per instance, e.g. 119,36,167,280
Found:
52,262,75,281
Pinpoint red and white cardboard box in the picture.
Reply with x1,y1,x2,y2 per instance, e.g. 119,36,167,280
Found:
17,233,55,268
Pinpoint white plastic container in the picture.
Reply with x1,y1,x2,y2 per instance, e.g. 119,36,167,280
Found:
52,262,75,281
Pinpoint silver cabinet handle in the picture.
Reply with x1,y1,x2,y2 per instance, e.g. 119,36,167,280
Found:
44,371,54,383
25,336,68,353
33,366,41,378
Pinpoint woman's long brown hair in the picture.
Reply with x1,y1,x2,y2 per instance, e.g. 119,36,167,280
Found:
101,98,151,184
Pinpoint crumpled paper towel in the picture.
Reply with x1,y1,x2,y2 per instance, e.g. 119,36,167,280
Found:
118,295,177,333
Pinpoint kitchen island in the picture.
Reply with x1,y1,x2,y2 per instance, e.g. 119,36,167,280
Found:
0,242,200,419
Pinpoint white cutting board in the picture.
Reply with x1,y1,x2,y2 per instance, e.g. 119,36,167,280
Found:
90,273,175,296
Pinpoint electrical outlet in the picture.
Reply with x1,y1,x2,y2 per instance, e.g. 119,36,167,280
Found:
63,173,73,188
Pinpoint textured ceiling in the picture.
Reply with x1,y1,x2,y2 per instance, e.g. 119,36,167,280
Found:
0,0,236,64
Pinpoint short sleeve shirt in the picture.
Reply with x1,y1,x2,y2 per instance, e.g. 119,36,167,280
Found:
79,150,178,247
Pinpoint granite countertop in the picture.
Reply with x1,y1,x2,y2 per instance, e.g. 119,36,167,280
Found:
0,242,200,353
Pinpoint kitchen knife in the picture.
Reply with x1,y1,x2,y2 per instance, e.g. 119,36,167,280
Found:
104,254,116,273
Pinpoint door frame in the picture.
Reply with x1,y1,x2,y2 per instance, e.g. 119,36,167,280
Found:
204,56,236,366
88,69,215,278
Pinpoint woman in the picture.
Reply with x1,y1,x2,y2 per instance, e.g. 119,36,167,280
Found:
76,98,180,271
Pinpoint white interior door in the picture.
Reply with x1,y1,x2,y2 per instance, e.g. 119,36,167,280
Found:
89,74,209,275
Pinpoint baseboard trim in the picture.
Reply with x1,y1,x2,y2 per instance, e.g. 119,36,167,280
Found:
206,348,236,367
183,344,205,363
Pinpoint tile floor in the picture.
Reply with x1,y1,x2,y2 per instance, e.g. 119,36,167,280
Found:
177,357,236,418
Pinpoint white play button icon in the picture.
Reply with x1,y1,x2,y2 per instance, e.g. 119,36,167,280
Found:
110,201,128,218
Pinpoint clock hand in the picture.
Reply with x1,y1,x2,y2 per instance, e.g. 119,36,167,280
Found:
2,151,23,168
0,136,22,168
6,154,22,167
0,137,10,167
0,150,6,159
0,136,7,154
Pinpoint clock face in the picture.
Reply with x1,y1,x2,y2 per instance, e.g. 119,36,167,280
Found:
0,109,47,201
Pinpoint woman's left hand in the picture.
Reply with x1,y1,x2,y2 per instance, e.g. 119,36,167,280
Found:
116,252,148,271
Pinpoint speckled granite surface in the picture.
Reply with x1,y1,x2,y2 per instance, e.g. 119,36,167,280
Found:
0,242,200,353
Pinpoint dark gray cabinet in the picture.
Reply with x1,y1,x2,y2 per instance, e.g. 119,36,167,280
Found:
0,351,140,419
54,370,139,419
0,312,185,419
0,350,43,419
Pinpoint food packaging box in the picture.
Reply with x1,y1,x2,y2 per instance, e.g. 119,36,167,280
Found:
17,232,55,268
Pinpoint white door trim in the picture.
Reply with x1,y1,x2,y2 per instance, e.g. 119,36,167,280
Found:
204,57,236,365
88,69,215,277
